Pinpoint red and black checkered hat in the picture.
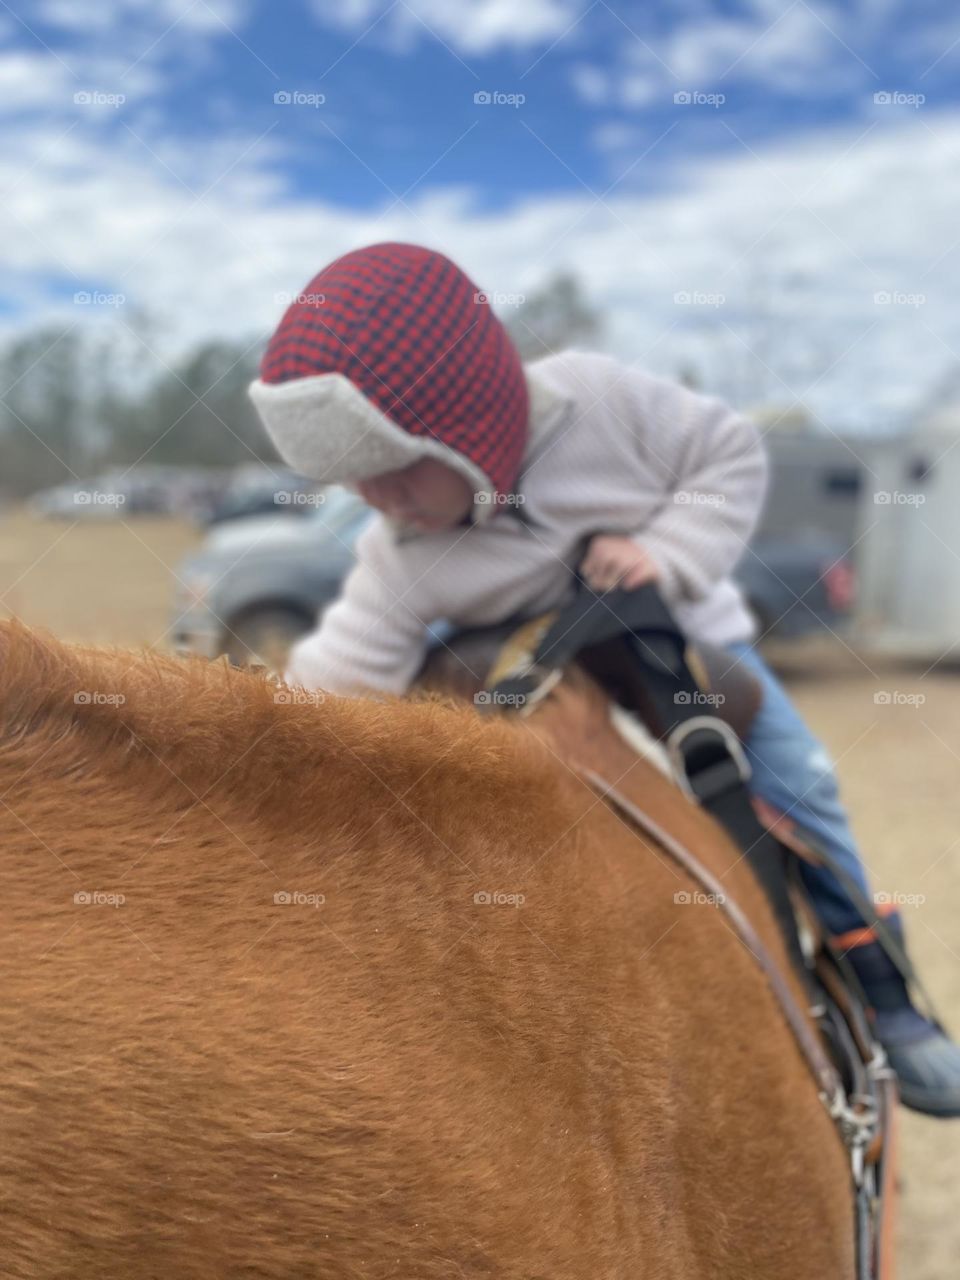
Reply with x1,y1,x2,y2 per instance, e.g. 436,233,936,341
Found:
248,242,530,519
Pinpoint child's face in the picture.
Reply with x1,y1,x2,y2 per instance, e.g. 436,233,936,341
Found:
356,458,475,532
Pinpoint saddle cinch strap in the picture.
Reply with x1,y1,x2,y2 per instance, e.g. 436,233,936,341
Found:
486,582,904,1280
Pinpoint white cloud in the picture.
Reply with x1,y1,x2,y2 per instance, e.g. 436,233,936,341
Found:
571,5,875,110
3,109,960,433
0,50,73,108
0,0,251,124
37,0,251,34
667,18,760,85
663,8,843,90
309,0,588,56
591,120,639,151
569,63,610,107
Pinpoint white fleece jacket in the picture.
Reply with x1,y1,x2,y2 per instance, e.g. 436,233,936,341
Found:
284,351,769,696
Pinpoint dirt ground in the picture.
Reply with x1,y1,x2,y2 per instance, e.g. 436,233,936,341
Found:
1,508,957,1275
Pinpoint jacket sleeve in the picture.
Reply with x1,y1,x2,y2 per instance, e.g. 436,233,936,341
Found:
624,374,769,604
283,523,431,697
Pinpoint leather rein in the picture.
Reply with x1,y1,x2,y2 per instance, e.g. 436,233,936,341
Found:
577,765,898,1280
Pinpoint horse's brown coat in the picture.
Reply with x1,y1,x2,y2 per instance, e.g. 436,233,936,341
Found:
0,621,852,1278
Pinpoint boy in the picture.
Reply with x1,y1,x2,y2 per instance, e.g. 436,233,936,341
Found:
250,241,960,1116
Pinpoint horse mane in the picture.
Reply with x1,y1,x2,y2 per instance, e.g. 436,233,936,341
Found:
0,619,572,850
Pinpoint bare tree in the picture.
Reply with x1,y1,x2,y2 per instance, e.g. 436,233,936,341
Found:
505,271,603,360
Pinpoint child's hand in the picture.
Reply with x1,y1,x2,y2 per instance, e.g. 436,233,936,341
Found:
580,533,661,593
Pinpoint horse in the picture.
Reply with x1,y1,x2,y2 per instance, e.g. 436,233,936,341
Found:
0,618,854,1277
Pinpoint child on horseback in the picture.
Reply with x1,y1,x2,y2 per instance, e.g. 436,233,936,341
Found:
249,241,960,1117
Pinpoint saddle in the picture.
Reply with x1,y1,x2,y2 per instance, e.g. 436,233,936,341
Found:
421,615,762,739
425,581,911,1280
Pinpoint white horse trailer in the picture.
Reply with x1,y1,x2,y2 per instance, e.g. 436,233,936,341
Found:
854,418,960,663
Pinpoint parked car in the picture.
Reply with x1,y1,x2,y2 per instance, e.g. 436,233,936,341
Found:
172,490,855,672
28,478,127,518
737,536,855,639
171,487,372,669
199,465,324,526
29,466,231,520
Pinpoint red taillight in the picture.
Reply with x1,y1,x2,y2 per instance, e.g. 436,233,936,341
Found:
823,559,855,611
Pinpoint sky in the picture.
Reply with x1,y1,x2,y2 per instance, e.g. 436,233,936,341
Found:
3,0,960,430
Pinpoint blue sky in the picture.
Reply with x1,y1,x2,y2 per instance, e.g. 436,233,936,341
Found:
4,0,960,427
19,0,956,203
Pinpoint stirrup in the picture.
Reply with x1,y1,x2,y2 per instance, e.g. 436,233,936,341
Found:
666,715,752,803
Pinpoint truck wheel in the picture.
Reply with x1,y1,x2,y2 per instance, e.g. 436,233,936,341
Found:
225,608,312,673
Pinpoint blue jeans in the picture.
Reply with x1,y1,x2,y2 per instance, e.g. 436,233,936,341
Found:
724,641,872,936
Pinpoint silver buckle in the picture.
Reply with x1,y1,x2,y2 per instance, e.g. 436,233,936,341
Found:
665,715,752,798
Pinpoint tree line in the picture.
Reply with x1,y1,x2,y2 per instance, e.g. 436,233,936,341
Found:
0,274,604,500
